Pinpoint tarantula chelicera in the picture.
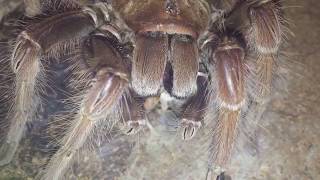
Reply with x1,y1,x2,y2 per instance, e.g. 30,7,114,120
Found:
0,0,286,179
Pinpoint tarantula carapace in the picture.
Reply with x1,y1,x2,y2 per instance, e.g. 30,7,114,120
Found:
0,0,286,179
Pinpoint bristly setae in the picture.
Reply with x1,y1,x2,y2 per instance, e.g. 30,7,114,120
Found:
0,0,288,179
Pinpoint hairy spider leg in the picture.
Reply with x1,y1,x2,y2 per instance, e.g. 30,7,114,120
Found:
42,34,129,179
207,36,246,170
0,4,110,166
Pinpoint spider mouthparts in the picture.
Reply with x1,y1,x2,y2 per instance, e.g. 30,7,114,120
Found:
132,32,199,98
132,32,168,96
169,34,199,98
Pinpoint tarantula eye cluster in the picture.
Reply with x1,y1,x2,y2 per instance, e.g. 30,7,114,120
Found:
0,0,286,179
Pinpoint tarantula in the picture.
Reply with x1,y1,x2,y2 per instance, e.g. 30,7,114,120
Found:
0,0,286,179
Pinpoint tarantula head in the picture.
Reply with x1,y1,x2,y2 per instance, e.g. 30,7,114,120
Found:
111,0,211,98
112,0,210,38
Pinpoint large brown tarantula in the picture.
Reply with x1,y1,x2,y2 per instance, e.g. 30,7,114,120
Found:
0,0,286,179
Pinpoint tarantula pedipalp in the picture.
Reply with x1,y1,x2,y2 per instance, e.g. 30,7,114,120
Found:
0,0,285,179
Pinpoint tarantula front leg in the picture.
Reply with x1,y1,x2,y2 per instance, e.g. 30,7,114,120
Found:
203,0,283,176
207,36,246,170
246,0,283,103
0,5,111,166
43,34,129,179
0,32,41,166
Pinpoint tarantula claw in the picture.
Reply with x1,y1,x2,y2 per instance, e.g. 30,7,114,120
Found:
178,76,207,140
181,119,202,141
121,95,147,135
124,119,146,135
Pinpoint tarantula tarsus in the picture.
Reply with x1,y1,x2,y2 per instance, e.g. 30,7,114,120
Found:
0,0,286,179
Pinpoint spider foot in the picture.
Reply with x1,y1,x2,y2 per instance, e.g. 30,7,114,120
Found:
205,34,245,167
42,32,129,179
179,76,208,141
121,95,147,135
123,119,146,135
180,118,202,141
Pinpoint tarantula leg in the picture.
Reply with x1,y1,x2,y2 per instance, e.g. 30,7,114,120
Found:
25,12,95,51
0,34,41,166
132,32,168,96
121,95,147,135
17,3,115,56
0,7,113,166
249,0,282,54
169,35,199,98
209,37,245,167
180,76,208,140
247,0,283,102
43,35,129,179
252,55,274,103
